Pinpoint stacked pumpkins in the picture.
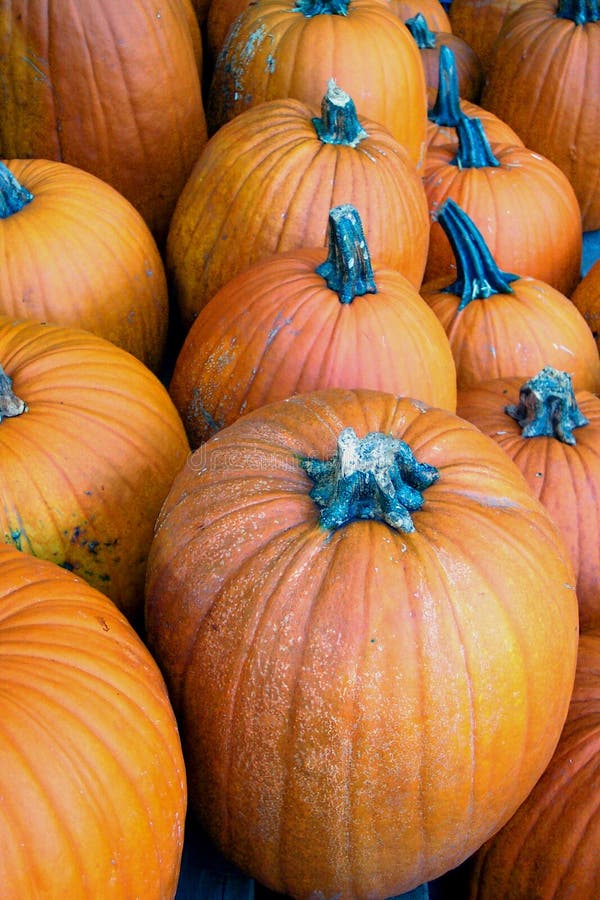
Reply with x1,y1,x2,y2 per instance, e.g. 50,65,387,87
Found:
0,0,598,898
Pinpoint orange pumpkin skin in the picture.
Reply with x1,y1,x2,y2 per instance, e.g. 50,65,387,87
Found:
384,0,452,30
207,0,427,167
0,544,186,899
457,375,600,631
422,275,600,392
423,140,583,296
0,159,168,373
469,630,600,899
169,246,457,447
481,0,600,231
167,96,430,329
0,316,189,625
407,18,484,102
426,95,524,150
0,0,207,242
572,258,600,356
146,387,578,900
448,0,530,71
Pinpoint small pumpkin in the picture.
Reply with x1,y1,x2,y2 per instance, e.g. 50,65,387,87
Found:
0,315,189,626
207,0,428,167
0,543,186,899
406,12,483,101
420,199,600,391
168,82,430,329
469,629,600,899
423,113,583,296
457,367,600,632
169,204,456,447
146,386,578,900
0,159,168,372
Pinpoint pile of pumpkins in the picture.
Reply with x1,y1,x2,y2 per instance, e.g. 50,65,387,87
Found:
0,0,599,898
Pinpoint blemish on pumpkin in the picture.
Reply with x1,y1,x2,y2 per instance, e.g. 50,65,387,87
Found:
98,617,110,632
265,54,276,73
8,529,23,550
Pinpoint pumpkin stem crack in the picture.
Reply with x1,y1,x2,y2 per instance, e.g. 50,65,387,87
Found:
505,367,589,445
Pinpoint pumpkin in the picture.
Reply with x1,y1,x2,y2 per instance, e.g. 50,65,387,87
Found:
406,12,483,101
207,0,428,167
169,204,456,447
0,0,207,243
426,45,524,151
571,257,600,356
457,367,600,632
448,0,531,71
0,315,189,626
423,114,583,296
0,159,168,373
168,82,430,329
383,0,452,30
469,629,600,899
0,543,186,899
481,0,600,231
420,199,600,391
145,386,578,900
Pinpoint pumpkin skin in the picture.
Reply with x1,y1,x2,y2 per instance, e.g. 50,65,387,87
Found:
469,630,600,900
572,257,600,356
0,543,186,899
145,387,578,900
167,93,430,329
169,207,457,448
423,119,583,296
406,14,484,102
207,0,428,168
0,316,189,626
0,0,207,242
448,0,531,71
481,0,600,231
457,373,600,631
0,159,168,373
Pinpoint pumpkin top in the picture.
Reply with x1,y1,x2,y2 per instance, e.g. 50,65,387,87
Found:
0,364,26,420
0,161,33,218
293,0,351,15
405,12,438,48
454,116,500,169
312,80,368,147
428,45,463,127
557,0,600,23
300,425,439,532
315,204,377,302
505,367,589,445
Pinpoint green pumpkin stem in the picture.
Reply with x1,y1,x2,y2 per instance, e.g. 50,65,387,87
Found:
312,80,368,147
0,162,33,218
505,367,589,445
405,12,437,48
436,198,518,309
454,116,500,168
316,204,377,304
0,365,27,420
300,427,439,532
557,0,600,23
293,0,350,16
429,45,464,127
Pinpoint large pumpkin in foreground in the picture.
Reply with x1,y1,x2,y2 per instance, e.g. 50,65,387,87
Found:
145,387,578,900
0,544,186,899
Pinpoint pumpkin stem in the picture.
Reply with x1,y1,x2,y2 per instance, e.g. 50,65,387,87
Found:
0,162,33,218
312,80,368,147
557,0,600,23
405,12,437,48
435,198,518,309
0,365,27,421
505,367,589,445
300,427,439,532
293,0,350,16
454,115,500,168
428,45,463,127
316,204,377,304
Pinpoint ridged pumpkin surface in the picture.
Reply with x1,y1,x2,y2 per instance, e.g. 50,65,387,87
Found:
0,544,186,899
146,387,578,900
572,257,600,356
0,316,189,624
167,97,430,328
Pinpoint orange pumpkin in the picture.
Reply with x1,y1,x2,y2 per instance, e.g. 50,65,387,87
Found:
406,12,483,101
0,543,186,899
383,0,452,30
0,159,168,372
207,0,428,167
469,630,600,899
0,0,207,242
423,114,583,296
169,204,456,447
0,315,189,625
457,367,600,632
481,0,600,231
146,386,578,900
448,0,531,71
571,257,600,356
168,83,430,329
420,199,600,391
